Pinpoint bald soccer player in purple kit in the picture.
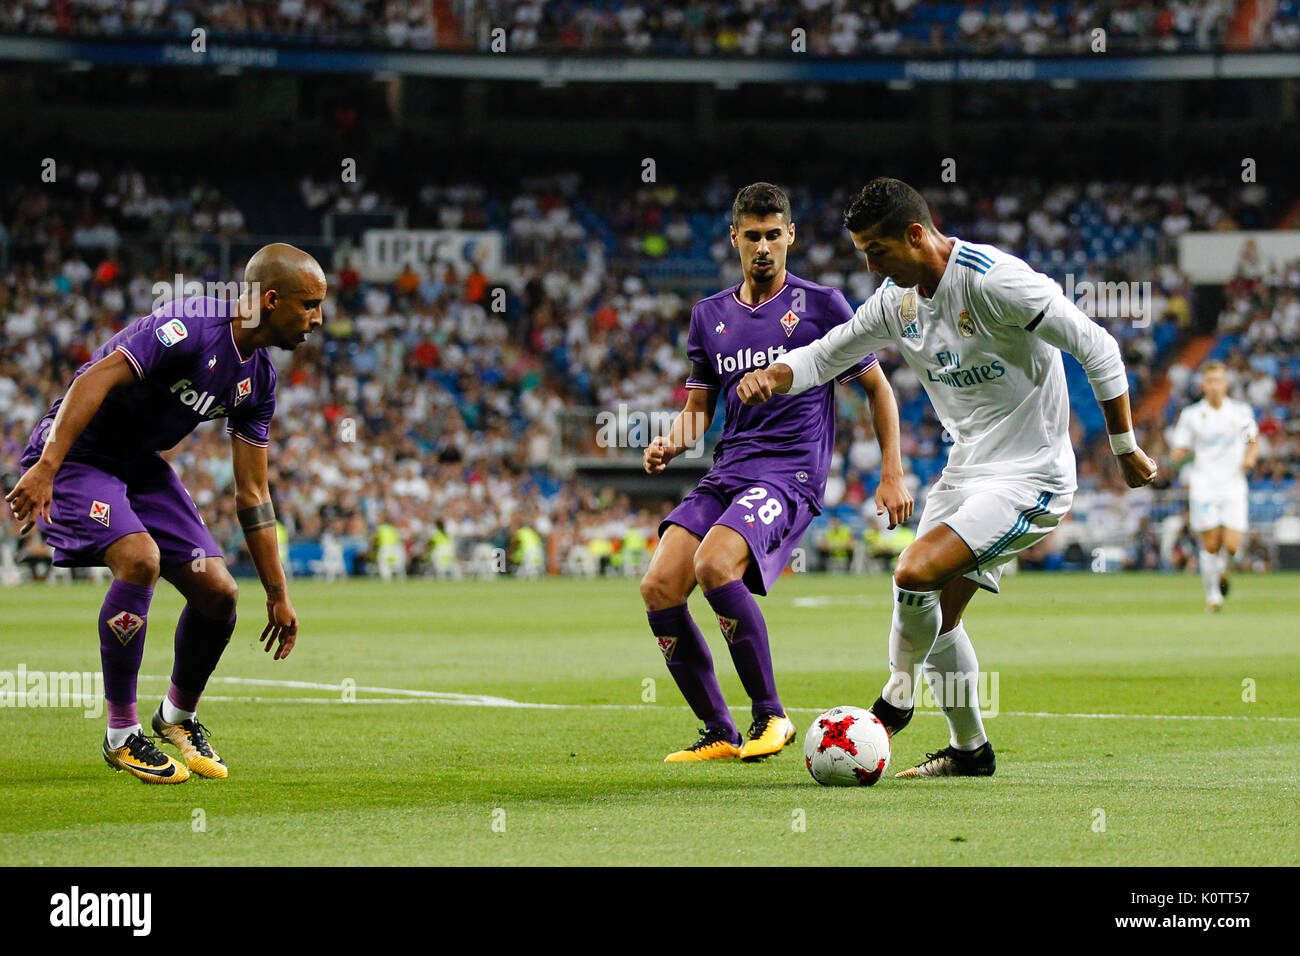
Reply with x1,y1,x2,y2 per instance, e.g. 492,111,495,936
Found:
641,183,911,762
6,243,325,784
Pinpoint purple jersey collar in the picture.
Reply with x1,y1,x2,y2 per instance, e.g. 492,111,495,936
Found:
228,320,255,364
730,280,789,313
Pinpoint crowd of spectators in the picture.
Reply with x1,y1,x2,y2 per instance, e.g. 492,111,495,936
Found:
2,165,249,262
5,1,1289,55
0,0,440,49
486,0,1248,56
2,162,1296,581
1151,257,1300,492
1046,255,1300,574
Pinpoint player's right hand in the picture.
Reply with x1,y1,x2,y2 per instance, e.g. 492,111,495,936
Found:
737,369,777,405
4,461,56,536
644,435,675,475
1117,447,1158,488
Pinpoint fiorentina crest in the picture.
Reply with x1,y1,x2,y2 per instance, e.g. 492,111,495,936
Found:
656,635,678,661
106,611,144,646
779,310,800,337
234,377,252,405
89,500,111,527
716,615,739,643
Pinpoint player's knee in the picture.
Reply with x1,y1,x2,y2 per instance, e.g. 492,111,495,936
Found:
639,572,680,610
893,552,937,592
114,541,161,586
693,550,740,591
197,578,238,621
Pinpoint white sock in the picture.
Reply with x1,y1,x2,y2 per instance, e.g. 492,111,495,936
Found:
1218,550,1231,578
1199,549,1221,602
106,724,142,749
882,583,941,710
162,698,195,724
923,623,988,750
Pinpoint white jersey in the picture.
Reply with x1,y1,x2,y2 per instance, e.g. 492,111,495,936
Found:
783,238,1128,494
1170,398,1257,498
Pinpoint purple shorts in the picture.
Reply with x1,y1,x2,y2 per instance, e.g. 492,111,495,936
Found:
660,472,817,596
30,456,222,569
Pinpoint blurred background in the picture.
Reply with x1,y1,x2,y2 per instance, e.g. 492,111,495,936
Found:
1,0,1298,584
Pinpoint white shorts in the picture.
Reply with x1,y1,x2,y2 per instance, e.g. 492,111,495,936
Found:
918,480,1073,593
1189,489,1249,533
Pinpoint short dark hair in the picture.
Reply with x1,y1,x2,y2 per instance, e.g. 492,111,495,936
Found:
732,182,791,228
842,177,934,237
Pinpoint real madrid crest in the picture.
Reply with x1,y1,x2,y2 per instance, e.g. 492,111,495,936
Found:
957,310,976,337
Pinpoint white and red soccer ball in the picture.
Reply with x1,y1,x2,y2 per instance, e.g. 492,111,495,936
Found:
803,705,891,786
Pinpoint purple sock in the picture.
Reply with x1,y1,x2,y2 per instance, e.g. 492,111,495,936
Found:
646,604,736,738
106,701,139,730
99,580,154,726
703,579,783,720
169,604,236,711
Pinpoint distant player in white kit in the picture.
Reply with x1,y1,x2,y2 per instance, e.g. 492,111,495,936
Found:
1170,361,1259,611
738,178,1158,777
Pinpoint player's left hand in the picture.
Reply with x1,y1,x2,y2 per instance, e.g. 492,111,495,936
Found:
5,460,56,535
260,588,298,661
1117,448,1158,488
876,473,914,529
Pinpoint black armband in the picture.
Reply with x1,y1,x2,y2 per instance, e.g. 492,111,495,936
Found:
237,501,277,534
690,360,716,385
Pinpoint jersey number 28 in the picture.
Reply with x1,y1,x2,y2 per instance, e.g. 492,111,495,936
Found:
736,486,783,525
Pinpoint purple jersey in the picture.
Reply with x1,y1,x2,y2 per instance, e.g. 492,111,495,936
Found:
685,273,876,503
22,297,277,470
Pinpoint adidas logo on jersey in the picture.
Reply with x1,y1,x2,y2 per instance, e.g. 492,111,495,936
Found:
169,378,227,419
715,345,787,375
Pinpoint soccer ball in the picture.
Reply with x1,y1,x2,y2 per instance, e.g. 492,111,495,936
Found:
803,705,891,786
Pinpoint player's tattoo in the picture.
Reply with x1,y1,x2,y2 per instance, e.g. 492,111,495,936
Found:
237,501,276,533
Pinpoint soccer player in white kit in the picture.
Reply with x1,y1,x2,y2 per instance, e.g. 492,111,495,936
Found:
737,178,1158,777
1170,361,1259,611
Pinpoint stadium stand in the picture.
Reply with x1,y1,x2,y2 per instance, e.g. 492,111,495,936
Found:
1,0,1292,54
4,154,1296,579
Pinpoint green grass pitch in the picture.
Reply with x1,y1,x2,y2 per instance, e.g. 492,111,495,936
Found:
1,571,1297,866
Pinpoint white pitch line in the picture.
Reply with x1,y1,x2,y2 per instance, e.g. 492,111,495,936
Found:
111,675,1297,722
984,710,1300,723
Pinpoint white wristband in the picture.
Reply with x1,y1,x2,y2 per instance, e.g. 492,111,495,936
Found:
1108,430,1138,456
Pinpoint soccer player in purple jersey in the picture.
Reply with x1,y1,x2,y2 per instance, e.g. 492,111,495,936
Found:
640,183,912,762
5,244,325,784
